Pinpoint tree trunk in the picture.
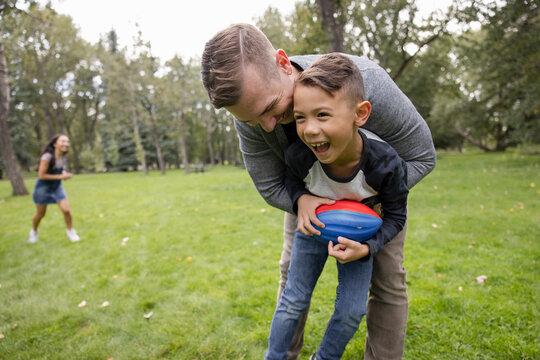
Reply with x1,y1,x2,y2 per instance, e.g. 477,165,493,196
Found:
58,105,82,173
455,124,495,152
206,115,216,165
316,0,345,52
179,111,190,174
0,36,29,195
143,102,165,174
131,99,147,174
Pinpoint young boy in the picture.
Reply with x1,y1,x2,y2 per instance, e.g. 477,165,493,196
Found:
264,53,409,360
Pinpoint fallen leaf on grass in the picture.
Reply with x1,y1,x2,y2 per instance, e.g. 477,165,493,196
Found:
144,311,153,319
186,257,192,263
260,208,267,213
458,286,463,291
100,301,110,307
121,237,129,246
437,273,445,278
476,275,488,285
432,223,438,228
12,323,18,329
0,334,4,339
78,300,87,308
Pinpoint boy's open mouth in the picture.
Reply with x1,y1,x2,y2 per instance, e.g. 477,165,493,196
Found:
311,142,330,154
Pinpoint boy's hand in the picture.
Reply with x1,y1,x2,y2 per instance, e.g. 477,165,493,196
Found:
328,237,370,264
296,194,335,236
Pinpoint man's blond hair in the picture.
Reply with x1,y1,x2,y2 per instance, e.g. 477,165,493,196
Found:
201,24,279,109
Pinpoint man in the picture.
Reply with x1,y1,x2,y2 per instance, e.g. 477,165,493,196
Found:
201,23,436,359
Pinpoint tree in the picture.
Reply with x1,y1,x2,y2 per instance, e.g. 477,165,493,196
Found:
0,32,28,195
316,0,346,52
346,0,455,81
439,0,539,151
131,31,165,174
0,2,29,195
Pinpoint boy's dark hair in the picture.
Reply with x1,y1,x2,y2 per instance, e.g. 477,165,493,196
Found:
296,53,365,106
201,23,279,109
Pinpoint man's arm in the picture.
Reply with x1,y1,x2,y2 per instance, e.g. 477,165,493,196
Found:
234,120,294,213
356,59,436,189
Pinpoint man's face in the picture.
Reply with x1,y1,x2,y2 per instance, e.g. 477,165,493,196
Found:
226,62,295,132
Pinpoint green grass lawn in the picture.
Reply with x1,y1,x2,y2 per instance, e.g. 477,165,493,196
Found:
0,150,539,359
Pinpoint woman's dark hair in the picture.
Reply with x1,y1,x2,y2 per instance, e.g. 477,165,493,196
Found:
38,134,63,172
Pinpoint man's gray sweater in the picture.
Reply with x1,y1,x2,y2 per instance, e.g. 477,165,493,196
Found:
234,54,436,214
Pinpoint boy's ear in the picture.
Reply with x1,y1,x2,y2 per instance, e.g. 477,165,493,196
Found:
275,49,292,75
355,101,371,127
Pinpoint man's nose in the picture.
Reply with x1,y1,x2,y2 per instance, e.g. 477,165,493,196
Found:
258,115,277,132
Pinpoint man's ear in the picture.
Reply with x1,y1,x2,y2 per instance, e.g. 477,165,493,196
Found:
275,49,292,75
355,101,371,127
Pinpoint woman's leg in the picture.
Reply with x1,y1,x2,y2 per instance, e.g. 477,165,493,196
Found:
57,198,73,229
32,205,47,230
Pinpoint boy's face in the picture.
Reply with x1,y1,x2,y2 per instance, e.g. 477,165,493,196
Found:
293,84,369,168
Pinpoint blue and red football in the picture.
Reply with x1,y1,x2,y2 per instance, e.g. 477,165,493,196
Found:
313,200,382,245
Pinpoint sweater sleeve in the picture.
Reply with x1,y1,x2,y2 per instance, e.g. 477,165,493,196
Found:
361,64,436,189
234,119,294,213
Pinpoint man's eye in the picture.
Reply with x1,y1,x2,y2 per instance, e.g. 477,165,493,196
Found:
318,112,329,118
294,114,305,121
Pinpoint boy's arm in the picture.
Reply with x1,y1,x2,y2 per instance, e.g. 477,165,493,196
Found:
363,153,409,256
329,143,409,263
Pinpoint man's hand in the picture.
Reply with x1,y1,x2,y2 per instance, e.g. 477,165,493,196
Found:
296,194,335,236
328,237,370,264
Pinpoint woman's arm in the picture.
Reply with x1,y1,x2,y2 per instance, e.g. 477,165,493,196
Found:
37,160,72,180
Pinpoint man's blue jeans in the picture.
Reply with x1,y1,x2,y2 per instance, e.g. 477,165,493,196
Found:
265,230,373,360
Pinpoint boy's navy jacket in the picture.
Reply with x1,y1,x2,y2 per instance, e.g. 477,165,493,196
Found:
284,130,409,257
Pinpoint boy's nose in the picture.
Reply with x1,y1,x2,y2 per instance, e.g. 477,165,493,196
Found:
303,120,321,136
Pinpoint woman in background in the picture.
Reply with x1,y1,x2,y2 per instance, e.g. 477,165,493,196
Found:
28,134,80,243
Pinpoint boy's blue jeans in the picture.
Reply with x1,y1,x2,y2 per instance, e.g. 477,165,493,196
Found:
265,230,373,360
